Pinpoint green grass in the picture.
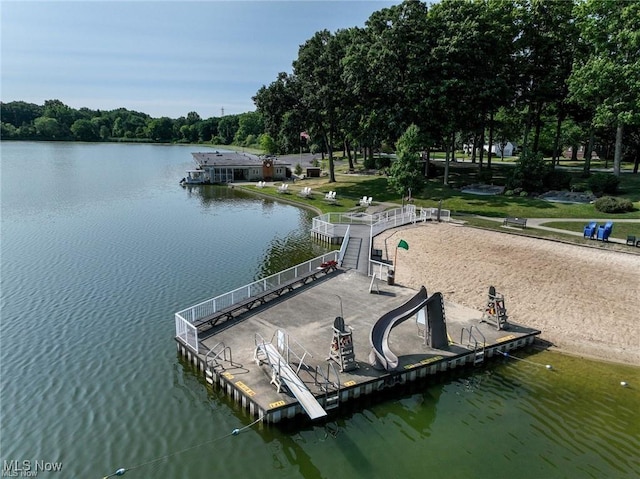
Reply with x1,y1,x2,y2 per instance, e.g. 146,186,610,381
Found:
239,159,640,252
540,221,639,240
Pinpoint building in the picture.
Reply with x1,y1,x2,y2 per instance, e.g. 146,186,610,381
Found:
181,152,292,185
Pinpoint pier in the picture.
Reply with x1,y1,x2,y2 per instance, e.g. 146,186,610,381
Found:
175,206,541,424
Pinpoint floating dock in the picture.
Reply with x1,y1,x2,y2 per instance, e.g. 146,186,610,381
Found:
175,263,540,425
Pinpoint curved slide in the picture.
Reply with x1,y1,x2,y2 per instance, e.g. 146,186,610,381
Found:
369,286,430,371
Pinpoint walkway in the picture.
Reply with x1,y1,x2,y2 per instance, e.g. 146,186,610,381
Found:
477,216,640,244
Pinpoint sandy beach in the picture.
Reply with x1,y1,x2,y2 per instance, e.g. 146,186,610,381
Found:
373,223,640,365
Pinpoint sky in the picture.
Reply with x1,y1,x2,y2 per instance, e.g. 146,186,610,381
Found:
1,0,401,119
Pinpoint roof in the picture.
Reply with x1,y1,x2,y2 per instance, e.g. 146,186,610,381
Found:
192,152,290,167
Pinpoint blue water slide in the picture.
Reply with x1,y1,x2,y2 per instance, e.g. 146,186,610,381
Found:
369,286,429,371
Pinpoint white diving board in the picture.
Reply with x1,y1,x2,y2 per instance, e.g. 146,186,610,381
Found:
257,342,328,420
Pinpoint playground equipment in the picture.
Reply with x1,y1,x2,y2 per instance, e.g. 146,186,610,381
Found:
369,286,449,371
329,316,357,372
480,286,508,330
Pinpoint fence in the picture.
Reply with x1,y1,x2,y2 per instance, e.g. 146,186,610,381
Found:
175,251,340,354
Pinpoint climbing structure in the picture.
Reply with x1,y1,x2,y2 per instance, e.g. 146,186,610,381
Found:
480,285,508,330
329,316,357,372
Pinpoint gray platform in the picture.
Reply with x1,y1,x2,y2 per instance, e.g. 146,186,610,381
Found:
188,269,540,423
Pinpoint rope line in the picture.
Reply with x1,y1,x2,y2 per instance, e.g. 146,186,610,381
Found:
498,350,553,369
102,415,265,478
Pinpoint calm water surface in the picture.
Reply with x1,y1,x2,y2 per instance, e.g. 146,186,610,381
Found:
1,142,638,479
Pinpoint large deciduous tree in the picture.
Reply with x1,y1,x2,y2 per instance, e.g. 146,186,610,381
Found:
568,0,640,176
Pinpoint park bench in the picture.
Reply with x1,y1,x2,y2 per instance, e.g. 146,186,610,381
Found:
194,262,339,331
503,217,527,228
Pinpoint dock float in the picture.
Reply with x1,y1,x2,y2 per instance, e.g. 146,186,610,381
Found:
175,262,540,425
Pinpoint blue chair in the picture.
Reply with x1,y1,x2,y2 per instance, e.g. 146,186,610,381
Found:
596,222,613,241
583,222,597,239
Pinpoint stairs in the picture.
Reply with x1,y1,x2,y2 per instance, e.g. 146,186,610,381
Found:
340,237,362,270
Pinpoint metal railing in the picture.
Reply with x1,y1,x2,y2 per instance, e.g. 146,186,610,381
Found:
175,251,340,353
337,225,351,267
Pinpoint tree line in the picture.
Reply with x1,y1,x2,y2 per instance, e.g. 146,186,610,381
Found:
253,0,639,179
2,0,638,181
0,99,265,148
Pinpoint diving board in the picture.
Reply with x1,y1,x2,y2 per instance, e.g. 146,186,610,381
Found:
255,341,327,420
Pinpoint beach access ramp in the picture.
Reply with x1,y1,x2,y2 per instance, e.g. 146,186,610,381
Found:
369,286,431,371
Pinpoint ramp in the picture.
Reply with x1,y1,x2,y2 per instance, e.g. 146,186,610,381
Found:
257,342,327,420
369,286,429,370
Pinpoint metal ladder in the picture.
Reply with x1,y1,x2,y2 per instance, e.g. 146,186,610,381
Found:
460,326,486,365
314,362,341,410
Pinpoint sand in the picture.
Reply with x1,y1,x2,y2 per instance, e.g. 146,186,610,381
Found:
373,223,640,365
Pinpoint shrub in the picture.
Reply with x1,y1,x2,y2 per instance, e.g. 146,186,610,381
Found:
294,163,302,176
519,191,528,197
505,151,551,193
504,190,514,196
594,196,634,213
588,173,620,195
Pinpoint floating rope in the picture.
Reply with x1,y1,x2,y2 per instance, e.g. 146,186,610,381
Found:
497,350,553,370
101,415,264,478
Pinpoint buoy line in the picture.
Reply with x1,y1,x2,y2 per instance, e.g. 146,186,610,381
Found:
497,350,553,370
101,415,265,478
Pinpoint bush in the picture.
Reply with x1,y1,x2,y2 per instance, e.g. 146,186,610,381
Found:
504,190,514,196
505,151,551,193
588,173,620,195
294,163,302,175
519,191,528,197
594,196,634,213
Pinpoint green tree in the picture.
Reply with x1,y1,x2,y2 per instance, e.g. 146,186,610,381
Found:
146,117,174,142
259,133,277,154
34,116,64,139
389,124,424,196
568,0,640,176
70,119,99,141
293,29,353,182
233,111,264,145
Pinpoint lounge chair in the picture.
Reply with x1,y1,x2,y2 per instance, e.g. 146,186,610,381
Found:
325,191,336,202
596,221,613,241
299,187,312,198
583,222,597,239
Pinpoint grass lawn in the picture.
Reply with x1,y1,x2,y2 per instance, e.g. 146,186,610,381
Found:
540,221,640,240
238,155,639,251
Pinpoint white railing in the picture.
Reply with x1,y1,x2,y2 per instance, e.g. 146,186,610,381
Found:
175,250,340,349
338,225,351,267
175,314,199,353
370,206,416,237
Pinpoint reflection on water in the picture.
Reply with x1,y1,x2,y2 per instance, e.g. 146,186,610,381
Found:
1,142,638,479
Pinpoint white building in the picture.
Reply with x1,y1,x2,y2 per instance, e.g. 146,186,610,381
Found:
484,142,515,157
181,152,291,184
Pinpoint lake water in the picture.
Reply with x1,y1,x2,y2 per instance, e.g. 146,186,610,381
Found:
1,141,638,479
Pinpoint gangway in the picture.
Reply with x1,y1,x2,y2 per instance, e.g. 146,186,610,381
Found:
254,333,328,420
